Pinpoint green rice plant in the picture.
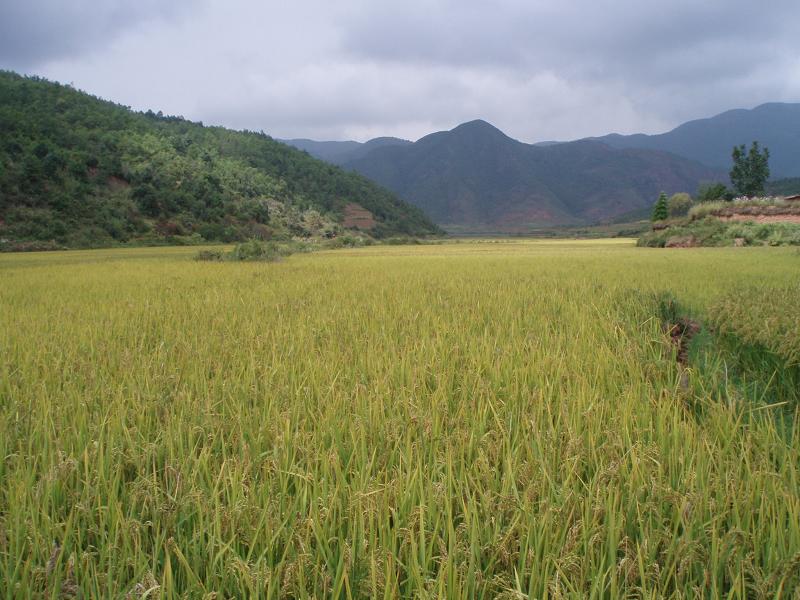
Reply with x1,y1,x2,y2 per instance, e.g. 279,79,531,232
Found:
1,241,799,598
709,285,800,370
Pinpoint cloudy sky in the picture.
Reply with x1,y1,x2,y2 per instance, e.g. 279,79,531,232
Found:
2,0,799,142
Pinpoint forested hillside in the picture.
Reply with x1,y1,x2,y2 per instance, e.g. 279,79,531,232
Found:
0,71,439,249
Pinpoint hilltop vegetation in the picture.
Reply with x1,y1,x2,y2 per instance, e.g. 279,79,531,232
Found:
639,196,800,247
0,71,439,249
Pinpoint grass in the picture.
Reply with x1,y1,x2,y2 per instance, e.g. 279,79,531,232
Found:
640,197,800,248
688,197,800,221
638,218,800,248
1,240,800,598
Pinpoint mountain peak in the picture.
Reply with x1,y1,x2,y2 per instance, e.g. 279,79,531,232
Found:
751,101,800,113
451,119,508,137
363,136,412,147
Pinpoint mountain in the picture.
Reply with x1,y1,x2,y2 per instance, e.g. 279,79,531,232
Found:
766,177,800,196
279,139,363,164
590,103,800,178
0,71,439,249
282,136,411,165
341,120,724,231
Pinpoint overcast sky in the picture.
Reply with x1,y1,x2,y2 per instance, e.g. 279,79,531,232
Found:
2,0,799,142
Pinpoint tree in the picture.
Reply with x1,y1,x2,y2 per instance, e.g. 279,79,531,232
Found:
730,141,770,197
667,192,692,217
652,192,669,221
696,182,732,203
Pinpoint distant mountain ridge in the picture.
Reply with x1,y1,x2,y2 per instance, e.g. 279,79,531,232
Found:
341,120,724,231
287,102,799,232
280,138,363,164
587,103,800,178
282,136,411,165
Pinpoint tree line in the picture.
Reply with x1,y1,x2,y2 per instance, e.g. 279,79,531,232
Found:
652,141,774,221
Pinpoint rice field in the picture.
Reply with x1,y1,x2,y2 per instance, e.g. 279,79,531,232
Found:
1,240,799,599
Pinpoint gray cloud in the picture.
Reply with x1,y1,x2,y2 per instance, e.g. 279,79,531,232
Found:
342,1,794,76
0,0,196,68
1,0,798,142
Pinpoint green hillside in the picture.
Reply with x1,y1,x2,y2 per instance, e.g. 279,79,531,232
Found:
0,71,440,249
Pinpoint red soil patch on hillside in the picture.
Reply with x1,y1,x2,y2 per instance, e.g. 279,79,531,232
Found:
342,203,377,230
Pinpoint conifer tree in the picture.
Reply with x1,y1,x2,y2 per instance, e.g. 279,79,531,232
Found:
652,192,669,221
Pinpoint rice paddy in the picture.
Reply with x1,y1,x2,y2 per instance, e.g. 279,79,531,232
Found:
1,240,799,598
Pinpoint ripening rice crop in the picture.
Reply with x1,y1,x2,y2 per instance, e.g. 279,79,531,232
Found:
708,284,800,369
1,241,799,599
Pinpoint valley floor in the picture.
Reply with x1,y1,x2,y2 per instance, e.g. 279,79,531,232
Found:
1,240,799,598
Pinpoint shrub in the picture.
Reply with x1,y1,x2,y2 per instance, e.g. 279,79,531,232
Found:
197,223,242,243
696,182,732,203
230,239,291,262
155,221,184,236
193,240,295,262
688,201,727,221
339,235,364,248
325,235,372,249
0,239,66,252
194,249,225,261
667,193,693,217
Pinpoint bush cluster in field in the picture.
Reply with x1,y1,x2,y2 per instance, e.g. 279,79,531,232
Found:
2,242,800,598
195,240,299,262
